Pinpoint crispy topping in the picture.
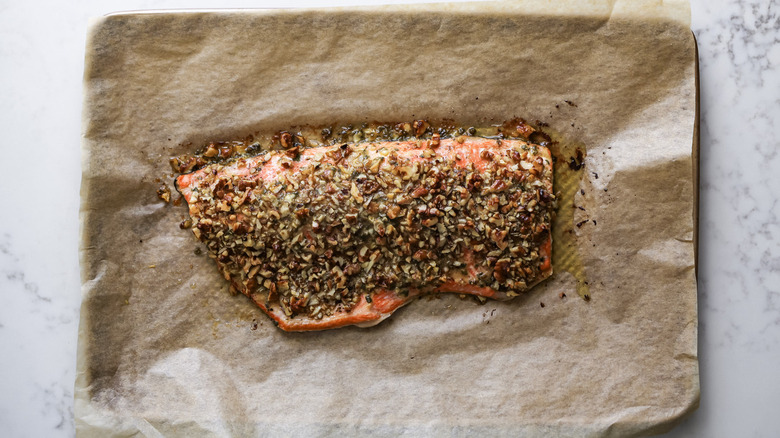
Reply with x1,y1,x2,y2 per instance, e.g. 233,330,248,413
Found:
179,137,554,320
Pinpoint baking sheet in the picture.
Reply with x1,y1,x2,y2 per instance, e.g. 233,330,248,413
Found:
76,2,699,436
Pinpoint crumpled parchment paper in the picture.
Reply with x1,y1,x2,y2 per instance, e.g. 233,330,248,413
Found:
76,2,698,436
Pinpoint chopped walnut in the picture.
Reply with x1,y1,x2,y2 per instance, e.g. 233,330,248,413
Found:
157,184,171,203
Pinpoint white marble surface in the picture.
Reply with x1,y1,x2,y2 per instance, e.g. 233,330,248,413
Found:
1,0,778,436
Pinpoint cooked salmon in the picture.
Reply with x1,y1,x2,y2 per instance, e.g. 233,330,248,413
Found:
176,136,554,331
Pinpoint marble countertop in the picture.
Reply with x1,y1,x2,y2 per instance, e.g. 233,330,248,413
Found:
1,0,778,436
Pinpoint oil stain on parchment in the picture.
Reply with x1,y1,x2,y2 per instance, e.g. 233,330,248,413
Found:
542,129,591,300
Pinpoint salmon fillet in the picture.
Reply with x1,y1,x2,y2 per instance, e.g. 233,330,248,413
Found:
176,136,554,331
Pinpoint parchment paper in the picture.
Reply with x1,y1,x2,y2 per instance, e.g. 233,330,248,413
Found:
76,2,699,437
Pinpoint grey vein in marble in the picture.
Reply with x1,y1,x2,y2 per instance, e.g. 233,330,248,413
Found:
659,1,780,436
0,234,78,436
